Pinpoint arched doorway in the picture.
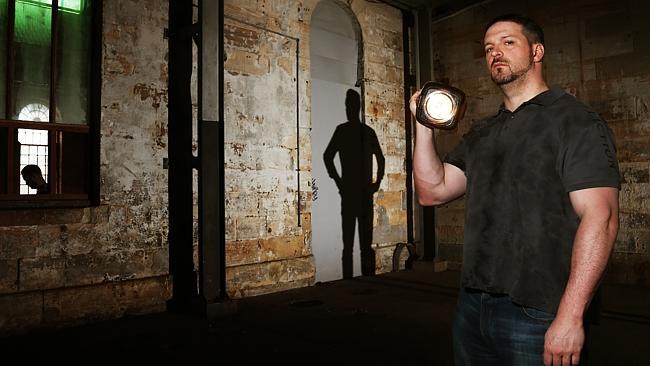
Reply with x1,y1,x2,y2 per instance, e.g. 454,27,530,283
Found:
310,0,363,282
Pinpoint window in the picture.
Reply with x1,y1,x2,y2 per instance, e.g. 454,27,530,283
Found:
0,0,98,207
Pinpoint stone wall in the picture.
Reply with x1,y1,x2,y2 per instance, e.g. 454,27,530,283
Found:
222,0,407,296
0,0,171,335
431,0,650,285
0,0,409,333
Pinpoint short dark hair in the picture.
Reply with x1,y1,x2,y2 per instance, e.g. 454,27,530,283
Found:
21,164,42,176
485,13,544,46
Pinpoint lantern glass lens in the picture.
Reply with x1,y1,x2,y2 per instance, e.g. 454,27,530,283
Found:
424,91,455,121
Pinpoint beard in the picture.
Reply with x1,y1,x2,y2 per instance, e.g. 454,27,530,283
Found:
490,52,534,85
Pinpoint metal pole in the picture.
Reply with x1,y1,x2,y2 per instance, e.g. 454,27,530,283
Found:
198,0,235,318
167,0,197,312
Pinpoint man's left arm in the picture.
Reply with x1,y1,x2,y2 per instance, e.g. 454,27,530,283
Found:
544,187,619,366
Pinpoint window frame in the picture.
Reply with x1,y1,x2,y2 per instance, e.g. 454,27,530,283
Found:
0,0,101,209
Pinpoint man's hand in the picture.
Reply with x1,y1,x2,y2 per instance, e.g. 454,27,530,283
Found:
409,89,421,117
543,315,584,365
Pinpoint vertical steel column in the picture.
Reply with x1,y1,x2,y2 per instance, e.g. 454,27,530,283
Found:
6,0,15,119
402,9,415,248
415,5,436,261
198,0,227,305
89,0,103,206
167,0,197,311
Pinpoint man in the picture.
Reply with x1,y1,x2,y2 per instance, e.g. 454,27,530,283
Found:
21,164,49,194
410,14,620,366
324,89,385,278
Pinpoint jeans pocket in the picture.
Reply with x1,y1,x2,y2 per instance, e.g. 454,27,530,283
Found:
520,306,555,322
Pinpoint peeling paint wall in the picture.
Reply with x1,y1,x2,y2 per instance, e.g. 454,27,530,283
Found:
0,0,409,334
432,0,650,285
221,0,407,297
0,0,171,335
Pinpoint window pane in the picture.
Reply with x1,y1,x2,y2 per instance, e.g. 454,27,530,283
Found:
61,130,86,193
56,0,90,124
0,0,7,119
12,0,52,121
18,127,48,195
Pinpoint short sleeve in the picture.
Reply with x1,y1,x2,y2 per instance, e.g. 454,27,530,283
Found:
444,138,468,172
561,119,621,192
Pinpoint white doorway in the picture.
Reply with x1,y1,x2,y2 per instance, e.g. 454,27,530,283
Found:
310,1,362,282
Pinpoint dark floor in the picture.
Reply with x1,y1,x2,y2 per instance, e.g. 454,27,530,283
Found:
2,262,649,365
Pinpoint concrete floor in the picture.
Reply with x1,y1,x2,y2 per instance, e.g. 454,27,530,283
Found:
1,261,649,365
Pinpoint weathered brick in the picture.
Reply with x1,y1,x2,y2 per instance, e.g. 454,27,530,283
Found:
621,165,650,183
42,276,170,326
226,256,315,298
606,252,650,285
0,292,43,335
374,223,406,244
620,183,650,212
64,248,167,287
374,244,396,273
376,191,402,208
438,242,464,263
43,208,86,225
300,212,312,233
0,226,38,259
108,205,131,227
60,224,104,256
365,43,403,69
0,259,18,294
35,225,66,258
224,3,266,28
620,212,650,231
225,49,271,77
595,53,650,80
0,209,46,227
436,208,465,226
437,225,464,244
266,212,300,237
224,23,261,51
614,229,649,255
19,257,66,291
225,216,236,241
387,173,405,192
388,208,407,226
259,235,305,261
226,191,260,217
90,205,110,224
584,11,638,40
226,239,260,266
616,138,650,162
235,216,267,241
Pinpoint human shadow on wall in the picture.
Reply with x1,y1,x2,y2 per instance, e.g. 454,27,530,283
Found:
323,89,385,279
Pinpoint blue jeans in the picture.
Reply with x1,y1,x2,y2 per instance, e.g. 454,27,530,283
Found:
452,288,556,366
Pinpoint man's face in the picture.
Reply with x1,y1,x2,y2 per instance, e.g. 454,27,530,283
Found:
484,21,535,85
22,172,39,189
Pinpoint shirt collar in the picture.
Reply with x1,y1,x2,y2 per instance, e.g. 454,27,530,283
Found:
497,85,566,114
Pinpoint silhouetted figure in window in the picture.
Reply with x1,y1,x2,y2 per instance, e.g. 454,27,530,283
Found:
323,89,385,279
21,164,49,194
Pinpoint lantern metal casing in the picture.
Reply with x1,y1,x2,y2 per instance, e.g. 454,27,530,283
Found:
416,81,467,130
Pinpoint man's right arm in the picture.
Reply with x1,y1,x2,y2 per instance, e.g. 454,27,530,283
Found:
411,90,467,206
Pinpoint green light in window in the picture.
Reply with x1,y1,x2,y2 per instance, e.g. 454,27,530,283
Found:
17,0,84,14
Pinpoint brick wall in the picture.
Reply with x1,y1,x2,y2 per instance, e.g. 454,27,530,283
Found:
0,0,171,335
0,0,409,334
431,0,650,285
222,0,407,296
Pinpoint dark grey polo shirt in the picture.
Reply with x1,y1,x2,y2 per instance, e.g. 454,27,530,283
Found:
445,85,620,314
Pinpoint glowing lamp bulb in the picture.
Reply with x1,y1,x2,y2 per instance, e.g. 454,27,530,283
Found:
424,92,455,121
416,82,467,130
